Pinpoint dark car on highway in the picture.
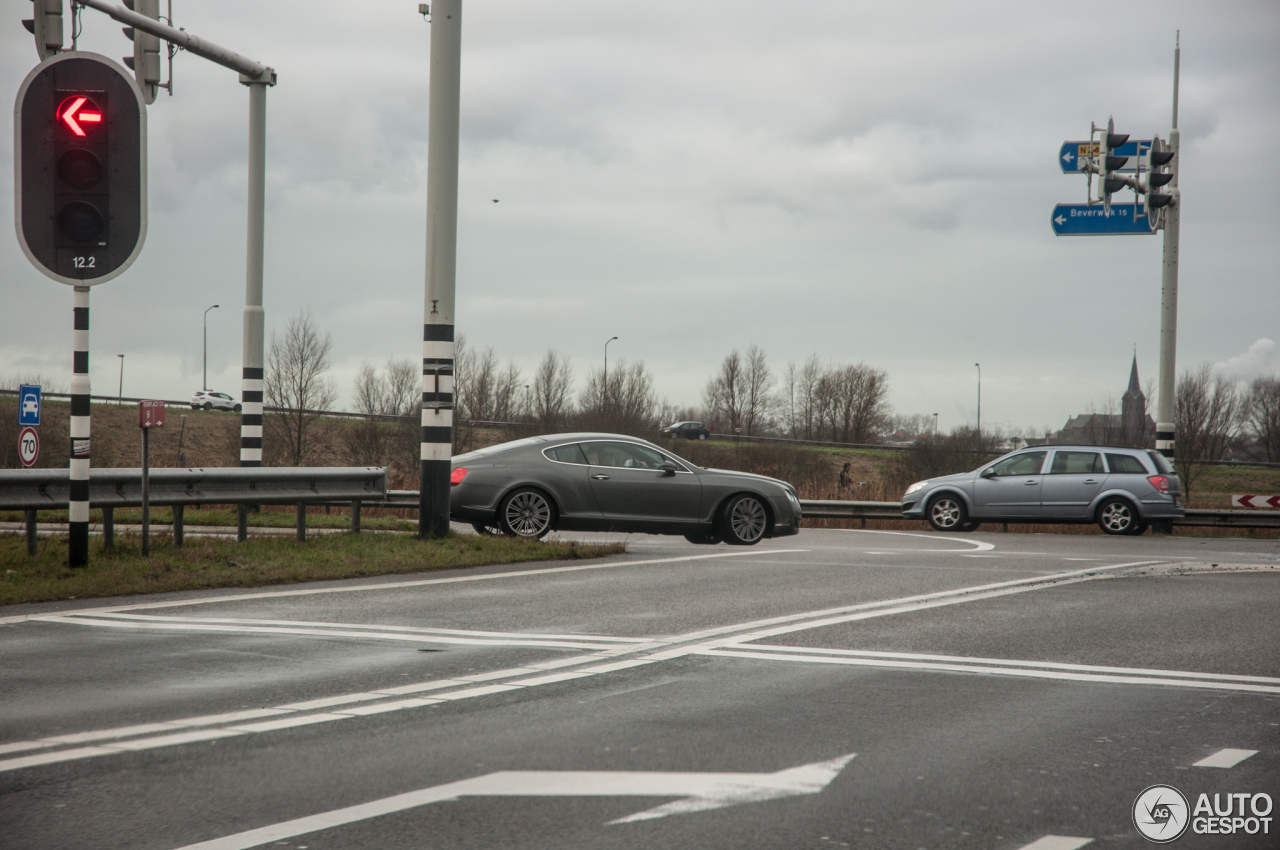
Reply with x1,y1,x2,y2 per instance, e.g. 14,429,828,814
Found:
661,420,711,440
901,445,1183,535
449,433,802,545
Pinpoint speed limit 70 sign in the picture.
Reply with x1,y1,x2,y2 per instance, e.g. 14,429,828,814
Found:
19,426,40,467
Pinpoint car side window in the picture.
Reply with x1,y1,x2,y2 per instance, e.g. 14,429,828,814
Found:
1050,451,1103,474
543,444,589,465
582,441,666,469
989,451,1047,477
1106,453,1149,474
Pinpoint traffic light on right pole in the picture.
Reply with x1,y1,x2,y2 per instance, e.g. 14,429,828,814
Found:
1098,117,1130,215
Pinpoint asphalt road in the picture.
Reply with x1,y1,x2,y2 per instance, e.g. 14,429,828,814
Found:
2,527,1278,849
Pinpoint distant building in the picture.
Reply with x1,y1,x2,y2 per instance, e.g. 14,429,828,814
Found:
1057,356,1156,447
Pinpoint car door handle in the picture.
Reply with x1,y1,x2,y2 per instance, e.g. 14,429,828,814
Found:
592,474,610,480
1024,480,1038,485
1084,479,1098,484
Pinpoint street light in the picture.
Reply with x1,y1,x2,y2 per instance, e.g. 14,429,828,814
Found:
117,354,124,406
604,336,618,410
974,363,981,436
203,304,220,391
933,412,939,437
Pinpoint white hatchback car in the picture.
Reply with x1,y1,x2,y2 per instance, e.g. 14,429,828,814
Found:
190,390,241,412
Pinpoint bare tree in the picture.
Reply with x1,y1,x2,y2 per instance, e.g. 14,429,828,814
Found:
1175,363,1246,499
264,310,338,466
742,344,775,437
817,363,891,443
796,355,822,439
346,358,420,467
1245,375,1280,462
704,350,746,433
579,360,658,434
531,350,574,426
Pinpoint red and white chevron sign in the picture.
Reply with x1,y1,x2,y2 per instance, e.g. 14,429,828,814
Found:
1231,494,1280,509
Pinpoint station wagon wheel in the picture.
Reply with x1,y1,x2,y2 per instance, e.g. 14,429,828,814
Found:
498,488,555,539
721,494,767,546
926,494,966,532
1097,497,1142,535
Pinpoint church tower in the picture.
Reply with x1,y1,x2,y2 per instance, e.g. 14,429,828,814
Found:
1121,355,1145,444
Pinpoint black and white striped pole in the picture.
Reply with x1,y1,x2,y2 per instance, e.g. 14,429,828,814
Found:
1155,34,1181,462
239,79,268,472
69,287,91,566
420,0,462,538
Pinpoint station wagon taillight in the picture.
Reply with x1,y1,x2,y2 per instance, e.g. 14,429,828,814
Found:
450,468,468,486
1147,475,1170,494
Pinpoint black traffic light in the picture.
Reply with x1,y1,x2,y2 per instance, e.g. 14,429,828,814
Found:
1098,117,1129,215
1145,136,1176,210
21,0,63,60
15,53,147,285
121,0,162,104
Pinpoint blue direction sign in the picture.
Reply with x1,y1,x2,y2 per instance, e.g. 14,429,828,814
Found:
1059,139,1151,174
1052,203,1156,236
18,384,41,426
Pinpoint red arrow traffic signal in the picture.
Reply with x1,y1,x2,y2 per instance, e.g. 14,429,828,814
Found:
58,95,103,137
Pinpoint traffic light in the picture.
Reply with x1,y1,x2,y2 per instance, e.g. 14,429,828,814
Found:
15,53,148,286
21,0,63,60
1145,136,1176,209
1098,117,1129,215
121,0,162,104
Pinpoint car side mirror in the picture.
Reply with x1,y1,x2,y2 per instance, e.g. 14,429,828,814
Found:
661,460,678,475
980,467,996,478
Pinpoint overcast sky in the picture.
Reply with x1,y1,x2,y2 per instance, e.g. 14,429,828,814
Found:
3,0,1278,434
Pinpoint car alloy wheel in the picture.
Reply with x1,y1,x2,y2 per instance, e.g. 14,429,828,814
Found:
697,433,707,440
233,404,242,412
203,402,212,410
722,494,767,545
499,488,554,539
1098,498,1140,535
927,494,966,532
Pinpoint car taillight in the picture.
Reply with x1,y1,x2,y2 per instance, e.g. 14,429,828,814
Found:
1147,475,1170,494
450,467,468,486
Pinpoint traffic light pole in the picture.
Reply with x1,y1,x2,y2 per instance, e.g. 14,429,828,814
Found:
239,78,267,471
1155,36,1181,462
69,286,91,567
420,0,462,538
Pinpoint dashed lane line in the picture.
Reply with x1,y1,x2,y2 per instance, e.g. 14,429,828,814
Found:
1193,748,1259,768
1016,837,1093,850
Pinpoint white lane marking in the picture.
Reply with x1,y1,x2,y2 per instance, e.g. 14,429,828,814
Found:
829,528,996,552
1016,837,1093,850
1064,558,1105,562
695,648,1280,695
727,645,1280,685
74,613,651,643
169,754,857,849
0,559,1160,773
1193,748,1259,768
0,549,807,626
35,615,636,650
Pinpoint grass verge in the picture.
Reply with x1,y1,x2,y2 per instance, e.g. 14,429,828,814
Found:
0,532,624,606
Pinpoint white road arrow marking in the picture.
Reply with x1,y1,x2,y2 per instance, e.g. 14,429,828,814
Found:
172,754,856,850
1054,214,1067,225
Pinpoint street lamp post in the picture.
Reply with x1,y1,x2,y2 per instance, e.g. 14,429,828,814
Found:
203,304,220,391
974,363,981,437
604,336,618,411
117,354,124,406
933,412,939,437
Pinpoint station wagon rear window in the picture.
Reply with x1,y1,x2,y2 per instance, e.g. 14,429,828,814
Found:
1106,453,1149,474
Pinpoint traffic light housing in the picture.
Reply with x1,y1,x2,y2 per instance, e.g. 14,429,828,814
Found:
1098,117,1130,215
21,0,63,60
1145,136,1176,209
121,0,162,104
15,53,148,286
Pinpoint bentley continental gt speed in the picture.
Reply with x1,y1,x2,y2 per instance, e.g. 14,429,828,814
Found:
449,433,802,545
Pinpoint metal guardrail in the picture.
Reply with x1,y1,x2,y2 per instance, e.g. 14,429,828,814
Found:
1,467,386,551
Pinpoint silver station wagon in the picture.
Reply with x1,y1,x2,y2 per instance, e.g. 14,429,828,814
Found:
449,433,803,545
901,445,1183,535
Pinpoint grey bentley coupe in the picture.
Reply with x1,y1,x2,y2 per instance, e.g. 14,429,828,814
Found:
449,433,803,545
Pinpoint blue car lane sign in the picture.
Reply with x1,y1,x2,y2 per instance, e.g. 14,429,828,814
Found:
1051,203,1156,236
18,384,41,426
